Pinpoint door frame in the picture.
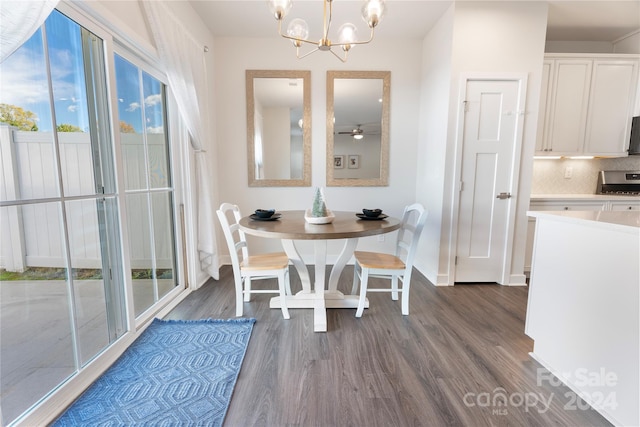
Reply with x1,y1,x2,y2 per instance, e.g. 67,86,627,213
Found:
448,73,528,285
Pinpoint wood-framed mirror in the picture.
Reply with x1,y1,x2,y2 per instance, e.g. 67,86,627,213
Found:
246,70,311,187
326,70,390,187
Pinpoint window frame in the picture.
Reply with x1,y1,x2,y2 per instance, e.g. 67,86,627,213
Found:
110,46,186,326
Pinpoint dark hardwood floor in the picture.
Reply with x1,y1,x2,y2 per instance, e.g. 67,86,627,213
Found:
166,265,611,427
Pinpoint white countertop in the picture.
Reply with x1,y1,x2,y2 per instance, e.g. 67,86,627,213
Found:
527,210,640,231
531,194,640,201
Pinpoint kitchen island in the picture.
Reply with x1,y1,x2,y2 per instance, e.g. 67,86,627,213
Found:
526,210,639,426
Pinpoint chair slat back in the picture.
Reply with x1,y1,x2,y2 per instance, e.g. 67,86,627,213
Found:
394,203,428,270
216,203,250,269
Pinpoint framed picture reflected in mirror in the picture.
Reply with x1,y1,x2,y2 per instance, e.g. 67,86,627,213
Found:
348,155,359,169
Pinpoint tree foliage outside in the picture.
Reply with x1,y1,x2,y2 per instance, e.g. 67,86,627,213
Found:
57,123,83,132
120,121,135,133
0,103,38,131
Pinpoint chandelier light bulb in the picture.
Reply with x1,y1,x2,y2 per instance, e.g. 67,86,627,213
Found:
338,23,357,49
287,18,310,43
268,0,292,20
353,134,364,140
361,0,387,28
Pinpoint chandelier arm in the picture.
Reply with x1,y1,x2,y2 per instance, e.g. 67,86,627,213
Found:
333,27,376,48
297,46,321,60
328,48,348,63
279,33,321,46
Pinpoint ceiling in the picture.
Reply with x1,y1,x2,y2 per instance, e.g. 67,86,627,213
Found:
189,1,640,43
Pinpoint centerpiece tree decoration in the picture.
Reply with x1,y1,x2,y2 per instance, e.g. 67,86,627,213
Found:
305,187,334,224
311,187,327,217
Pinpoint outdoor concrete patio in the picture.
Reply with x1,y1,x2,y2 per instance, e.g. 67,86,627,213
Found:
0,278,174,424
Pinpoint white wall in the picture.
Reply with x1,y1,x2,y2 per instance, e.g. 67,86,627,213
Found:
415,6,455,284
614,30,640,54
529,19,640,55
212,37,423,263
418,1,548,286
545,41,614,53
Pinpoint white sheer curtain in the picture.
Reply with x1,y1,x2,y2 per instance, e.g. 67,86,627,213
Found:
0,0,58,63
143,1,219,281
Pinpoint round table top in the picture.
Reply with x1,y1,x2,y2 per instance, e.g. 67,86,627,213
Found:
239,210,401,240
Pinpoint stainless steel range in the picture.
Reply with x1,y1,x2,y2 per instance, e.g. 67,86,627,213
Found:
596,171,640,196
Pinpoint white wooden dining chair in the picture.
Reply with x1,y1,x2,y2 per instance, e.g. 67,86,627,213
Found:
216,203,291,319
351,203,428,317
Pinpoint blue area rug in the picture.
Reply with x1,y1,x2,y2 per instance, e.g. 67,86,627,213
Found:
53,318,255,426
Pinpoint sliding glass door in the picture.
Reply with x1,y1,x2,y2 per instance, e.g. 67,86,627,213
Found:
0,8,182,425
114,54,179,317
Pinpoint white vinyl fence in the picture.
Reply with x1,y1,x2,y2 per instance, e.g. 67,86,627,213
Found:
0,126,171,272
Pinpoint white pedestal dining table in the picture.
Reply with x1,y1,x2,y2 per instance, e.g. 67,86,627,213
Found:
238,210,401,332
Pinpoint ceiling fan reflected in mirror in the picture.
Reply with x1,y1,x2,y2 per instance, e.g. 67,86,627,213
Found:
336,124,380,140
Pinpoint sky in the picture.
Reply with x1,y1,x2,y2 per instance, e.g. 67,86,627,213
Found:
0,9,163,135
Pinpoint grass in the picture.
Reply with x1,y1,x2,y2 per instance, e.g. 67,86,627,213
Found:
0,267,103,281
0,268,173,281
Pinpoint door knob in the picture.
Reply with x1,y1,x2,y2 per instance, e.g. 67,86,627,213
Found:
496,192,512,199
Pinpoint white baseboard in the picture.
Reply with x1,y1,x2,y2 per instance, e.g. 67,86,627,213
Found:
508,273,528,286
435,274,452,286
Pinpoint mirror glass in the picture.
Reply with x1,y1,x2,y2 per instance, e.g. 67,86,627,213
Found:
246,70,311,187
326,70,390,187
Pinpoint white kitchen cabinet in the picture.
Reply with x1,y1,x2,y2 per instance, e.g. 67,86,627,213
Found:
584,60,639,155
540,59,592,154
536,54,639,157
525,200,608,273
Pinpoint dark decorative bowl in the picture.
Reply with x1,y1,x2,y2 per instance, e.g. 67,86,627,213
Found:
254,209,276,218
362,208,383,218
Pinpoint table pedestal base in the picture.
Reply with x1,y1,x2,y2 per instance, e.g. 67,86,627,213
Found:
269,291,369,332
277,238,363,332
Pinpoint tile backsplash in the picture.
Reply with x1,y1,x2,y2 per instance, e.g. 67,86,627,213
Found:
531,157,640,194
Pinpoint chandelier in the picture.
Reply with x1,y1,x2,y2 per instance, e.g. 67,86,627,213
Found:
267,0,387,62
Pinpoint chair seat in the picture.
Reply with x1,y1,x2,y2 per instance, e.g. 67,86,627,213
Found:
354,251,405,270
241,252,289,271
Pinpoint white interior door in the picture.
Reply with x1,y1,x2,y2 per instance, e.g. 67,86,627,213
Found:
455,79,521,283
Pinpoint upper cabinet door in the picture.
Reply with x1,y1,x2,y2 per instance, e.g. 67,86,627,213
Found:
546,59,592,154
535,60,554,153
584,60,639,156
536,54,640,157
